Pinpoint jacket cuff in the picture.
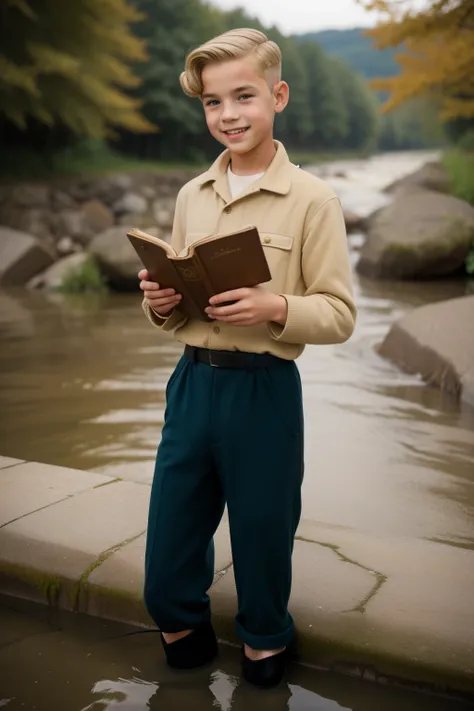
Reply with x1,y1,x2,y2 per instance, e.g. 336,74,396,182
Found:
268,293,355,345
142,299,186,332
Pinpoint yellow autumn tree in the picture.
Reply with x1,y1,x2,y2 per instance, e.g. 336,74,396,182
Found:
0,0,155,138
358,1,474,121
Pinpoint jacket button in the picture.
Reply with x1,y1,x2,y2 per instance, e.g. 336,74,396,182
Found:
264,236,271,244
213,326,220,334
224,205,232,214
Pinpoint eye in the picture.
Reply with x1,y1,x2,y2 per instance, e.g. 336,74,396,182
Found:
205,99,219,107
238,94,252,101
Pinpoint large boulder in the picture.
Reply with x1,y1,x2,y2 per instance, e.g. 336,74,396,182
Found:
379,295,474,406
0,226,54,285
357,190,474,279
385,161,450,196
343,209,365,233
89,225,164,289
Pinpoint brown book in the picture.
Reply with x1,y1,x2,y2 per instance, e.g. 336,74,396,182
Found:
127,225,271,322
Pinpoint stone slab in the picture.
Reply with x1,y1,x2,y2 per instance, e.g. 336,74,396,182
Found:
209,537,374,642
0,456,24,469
0,461,114,526
379,295,474,404
1,457,473,694
81,520,233,627
0,479,150,609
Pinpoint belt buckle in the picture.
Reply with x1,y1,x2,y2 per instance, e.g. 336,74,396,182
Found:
208,349,220,367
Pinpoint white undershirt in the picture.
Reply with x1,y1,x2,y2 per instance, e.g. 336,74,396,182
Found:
227,165,264,199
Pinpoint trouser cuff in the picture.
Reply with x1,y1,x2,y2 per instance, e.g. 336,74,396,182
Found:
235,616,295,650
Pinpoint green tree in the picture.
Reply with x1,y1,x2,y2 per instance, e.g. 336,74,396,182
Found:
330,59,379,150
0,0,153,138
128,0,224,160
298,41,349,149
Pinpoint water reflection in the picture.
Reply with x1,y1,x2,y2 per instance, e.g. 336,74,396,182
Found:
1,600,470,711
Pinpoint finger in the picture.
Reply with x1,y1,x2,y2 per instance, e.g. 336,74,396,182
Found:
206,302,245,317
138,269,149,280
209,288,249,306
146,293,181,305
140,281,173,293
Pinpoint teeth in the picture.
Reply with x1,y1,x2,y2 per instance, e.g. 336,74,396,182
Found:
226,128,247,135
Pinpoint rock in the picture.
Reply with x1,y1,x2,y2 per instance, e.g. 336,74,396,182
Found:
0,227,54,285
55,200,114,246
343,210,365,233
112,192,148,216
385,161,450,196
28,253,90,290
10,184,50,208
357,190,474,279
57,236,81,255
66,174,133,205
18,209,54,242
89,225,144,289
94,174,133,205
141,186,156,200
379,295,474,407
51,190,77,210
152,197,175,229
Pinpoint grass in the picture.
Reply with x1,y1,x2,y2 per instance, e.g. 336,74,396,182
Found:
443,149,474,275
443,149,474,207
0,143,205,181
0,141,371,181
55,255,107,294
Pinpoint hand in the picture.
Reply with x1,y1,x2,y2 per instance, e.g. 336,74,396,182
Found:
205,287,287,327
138,269,181,316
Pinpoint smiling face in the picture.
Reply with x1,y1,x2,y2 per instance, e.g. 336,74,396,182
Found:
201,57,288,169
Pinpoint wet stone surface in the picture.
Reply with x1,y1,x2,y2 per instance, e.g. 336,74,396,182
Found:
0,597,472,711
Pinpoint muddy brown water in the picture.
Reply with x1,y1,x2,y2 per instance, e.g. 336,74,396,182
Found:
1,597,473,710
0,151,474,708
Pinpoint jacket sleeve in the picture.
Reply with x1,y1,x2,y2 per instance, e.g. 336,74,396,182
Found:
269,196,356,345
142,187,189,333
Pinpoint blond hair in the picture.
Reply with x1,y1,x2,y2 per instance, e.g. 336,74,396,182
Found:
180,28,281,98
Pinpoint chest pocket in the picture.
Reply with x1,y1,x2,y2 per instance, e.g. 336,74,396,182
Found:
260,233,294,289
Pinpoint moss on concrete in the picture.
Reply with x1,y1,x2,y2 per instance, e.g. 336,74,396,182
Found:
0,562,62,605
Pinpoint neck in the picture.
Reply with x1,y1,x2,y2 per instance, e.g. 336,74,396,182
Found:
229,136,276,176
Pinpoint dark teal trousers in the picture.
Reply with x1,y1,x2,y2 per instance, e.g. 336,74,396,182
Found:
144,351,304,650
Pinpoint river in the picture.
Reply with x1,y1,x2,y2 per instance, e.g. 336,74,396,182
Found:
1,150,474,710
1,150,473,547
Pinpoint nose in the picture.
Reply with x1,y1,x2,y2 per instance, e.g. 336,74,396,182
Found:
221,100,239,122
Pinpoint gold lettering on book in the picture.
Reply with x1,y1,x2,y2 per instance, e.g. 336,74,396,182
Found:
211,247,242,260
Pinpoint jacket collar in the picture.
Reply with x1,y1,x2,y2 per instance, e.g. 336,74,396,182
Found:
198,140,292,202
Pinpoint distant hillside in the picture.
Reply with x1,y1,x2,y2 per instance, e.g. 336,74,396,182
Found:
298,28,399,80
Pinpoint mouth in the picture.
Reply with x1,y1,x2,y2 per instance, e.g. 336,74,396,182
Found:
223,127,249,137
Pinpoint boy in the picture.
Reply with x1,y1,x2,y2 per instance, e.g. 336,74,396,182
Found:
139,28,356,688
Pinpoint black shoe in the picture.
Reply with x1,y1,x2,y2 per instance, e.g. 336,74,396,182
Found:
241,646,288,688
160,622,218,670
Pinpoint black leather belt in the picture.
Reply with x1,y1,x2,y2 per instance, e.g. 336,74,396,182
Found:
184,345,286,369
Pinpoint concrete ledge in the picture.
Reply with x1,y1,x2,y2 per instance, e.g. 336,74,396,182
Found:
1,458,473,696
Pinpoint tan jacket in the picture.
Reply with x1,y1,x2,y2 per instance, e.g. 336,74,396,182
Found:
142,141,356,360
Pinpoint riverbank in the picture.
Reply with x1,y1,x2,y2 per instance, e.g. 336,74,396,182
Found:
1,455,473,699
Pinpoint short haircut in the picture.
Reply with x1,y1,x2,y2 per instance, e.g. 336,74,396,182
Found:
180,28,282,98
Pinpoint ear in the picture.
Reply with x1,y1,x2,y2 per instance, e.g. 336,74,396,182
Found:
273,80,289,114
